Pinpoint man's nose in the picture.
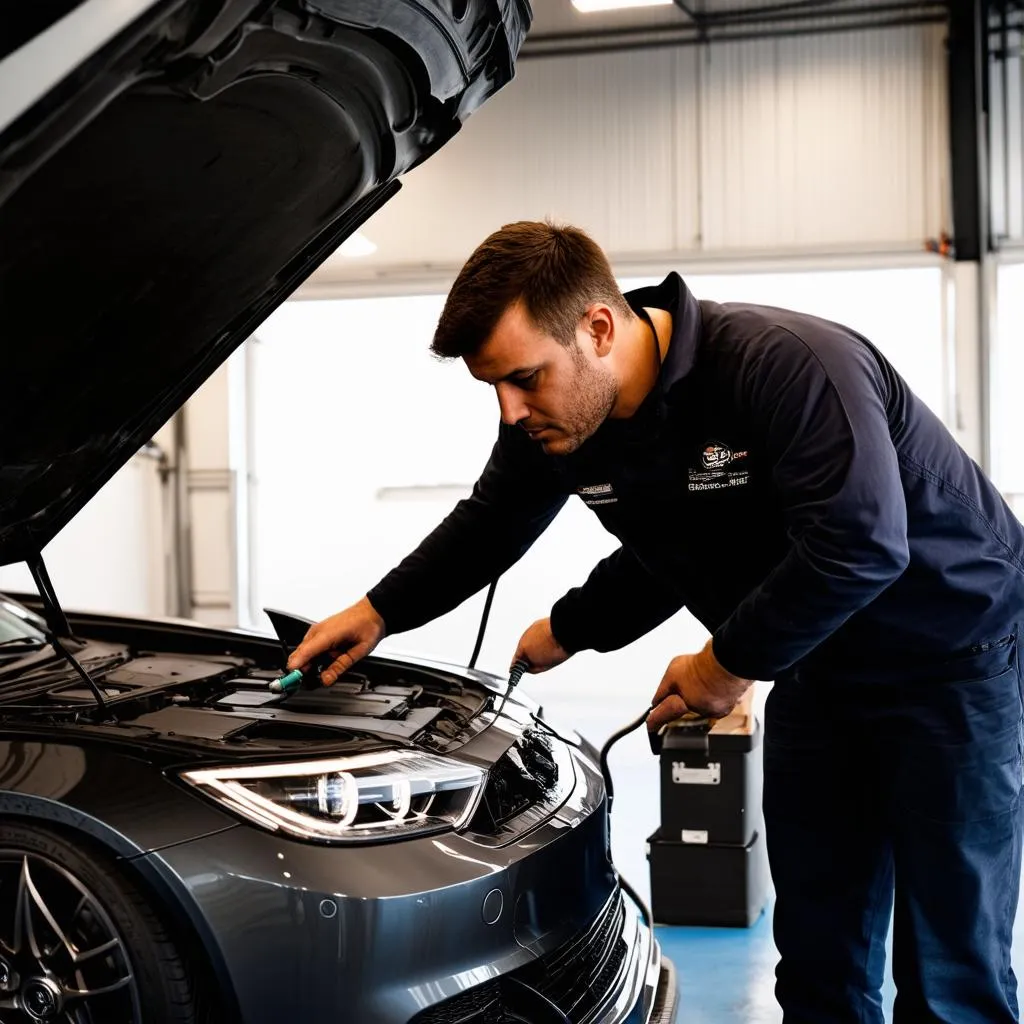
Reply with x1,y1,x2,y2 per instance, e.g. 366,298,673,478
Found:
496,383,529,426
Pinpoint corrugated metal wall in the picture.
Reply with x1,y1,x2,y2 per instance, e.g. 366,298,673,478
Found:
699,26,948,250
344,46,701,263
307,23,949,287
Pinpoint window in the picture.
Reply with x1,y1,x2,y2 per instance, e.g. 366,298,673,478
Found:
991,261,1024,517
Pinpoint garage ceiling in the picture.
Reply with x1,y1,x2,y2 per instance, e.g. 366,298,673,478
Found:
298,0,948,294
524,0,945,54
528,1,689,36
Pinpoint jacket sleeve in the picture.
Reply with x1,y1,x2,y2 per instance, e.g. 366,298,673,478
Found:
366,424,568,635
711,326,910,681
548,545,685,654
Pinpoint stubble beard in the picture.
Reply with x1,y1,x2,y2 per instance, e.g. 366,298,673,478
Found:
543,353,618,455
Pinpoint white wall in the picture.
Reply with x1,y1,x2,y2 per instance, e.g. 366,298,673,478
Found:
305,23,949,291
180,353,252,628
0,450,169,616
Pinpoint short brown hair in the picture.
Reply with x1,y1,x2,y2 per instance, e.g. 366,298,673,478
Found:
431,220,633,358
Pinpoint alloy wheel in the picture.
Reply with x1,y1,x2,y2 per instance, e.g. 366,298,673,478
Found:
0,851,142,1024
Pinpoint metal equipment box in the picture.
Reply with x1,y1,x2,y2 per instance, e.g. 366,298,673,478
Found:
657,695,763,847
646,826,769,927
648,690,769,927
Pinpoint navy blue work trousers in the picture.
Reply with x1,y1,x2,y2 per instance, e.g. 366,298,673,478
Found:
764,630,1024,1023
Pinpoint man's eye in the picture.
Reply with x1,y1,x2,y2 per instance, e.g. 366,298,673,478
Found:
514,372,538,388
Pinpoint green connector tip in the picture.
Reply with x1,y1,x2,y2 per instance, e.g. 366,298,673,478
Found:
270,669,303,693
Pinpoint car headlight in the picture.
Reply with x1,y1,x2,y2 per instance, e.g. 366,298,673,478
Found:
181,750,485,843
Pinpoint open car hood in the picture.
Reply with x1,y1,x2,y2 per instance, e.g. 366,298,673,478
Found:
0,0,529,566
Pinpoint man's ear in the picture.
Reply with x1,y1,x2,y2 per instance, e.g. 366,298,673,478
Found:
585,303,615,357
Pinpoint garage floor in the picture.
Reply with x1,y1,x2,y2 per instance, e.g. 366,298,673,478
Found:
654,893,1024,1023
539,691,1024,1024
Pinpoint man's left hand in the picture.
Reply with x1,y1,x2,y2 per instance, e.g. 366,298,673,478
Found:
648,640,752,732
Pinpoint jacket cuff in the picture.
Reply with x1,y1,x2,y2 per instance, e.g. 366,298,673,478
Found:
364,581,400,635
711,627,764,681
549,591,592,656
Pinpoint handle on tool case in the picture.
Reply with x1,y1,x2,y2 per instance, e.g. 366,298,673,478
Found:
648,709,719,755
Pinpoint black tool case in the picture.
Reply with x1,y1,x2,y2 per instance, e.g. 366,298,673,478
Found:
647,691,770,926
658,709,762,847
647,827,769,927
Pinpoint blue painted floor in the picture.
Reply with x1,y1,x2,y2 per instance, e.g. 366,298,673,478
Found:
654,891,1024,1023
537,692,1024,1023
656,907,781,1024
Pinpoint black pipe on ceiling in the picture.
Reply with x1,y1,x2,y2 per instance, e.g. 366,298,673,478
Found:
680,0,858,24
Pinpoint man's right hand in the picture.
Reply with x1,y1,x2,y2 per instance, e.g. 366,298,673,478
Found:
512,617,572,674
286,597,387,686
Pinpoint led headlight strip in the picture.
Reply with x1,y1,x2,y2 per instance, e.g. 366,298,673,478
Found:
181,750,485,843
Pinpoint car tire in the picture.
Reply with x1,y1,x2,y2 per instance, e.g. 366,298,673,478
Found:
0,821,207,1024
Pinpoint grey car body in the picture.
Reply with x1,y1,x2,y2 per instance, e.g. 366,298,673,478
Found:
0,2,679,1022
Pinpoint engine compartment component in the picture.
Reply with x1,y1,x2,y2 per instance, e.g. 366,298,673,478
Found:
0,600,584,848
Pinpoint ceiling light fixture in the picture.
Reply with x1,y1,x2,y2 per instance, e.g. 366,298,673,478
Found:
337,231,377,258
571,0,673,11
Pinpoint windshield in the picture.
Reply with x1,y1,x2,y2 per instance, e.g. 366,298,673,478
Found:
0,600,47,645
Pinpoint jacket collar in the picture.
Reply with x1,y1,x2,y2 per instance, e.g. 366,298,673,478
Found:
622,271,702,403
558,272,703,461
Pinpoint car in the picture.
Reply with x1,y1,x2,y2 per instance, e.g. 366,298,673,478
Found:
0,2,680,1023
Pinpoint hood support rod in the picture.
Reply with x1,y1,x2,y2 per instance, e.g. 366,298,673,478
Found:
26,555,110,716
27,555,70,637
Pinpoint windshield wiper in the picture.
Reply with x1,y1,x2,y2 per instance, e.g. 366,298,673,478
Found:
26,554,111,719
0,637,47,651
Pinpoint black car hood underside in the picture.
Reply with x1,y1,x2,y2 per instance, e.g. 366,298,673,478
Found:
0,0,528,566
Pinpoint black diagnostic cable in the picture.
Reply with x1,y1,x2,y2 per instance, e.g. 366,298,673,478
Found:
598,704,657,930
599,704,653,810
469,578,500,670
492,657,528,720
528,711,582,749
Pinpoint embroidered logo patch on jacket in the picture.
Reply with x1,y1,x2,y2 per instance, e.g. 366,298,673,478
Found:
577,483,617,506
689,441,750,492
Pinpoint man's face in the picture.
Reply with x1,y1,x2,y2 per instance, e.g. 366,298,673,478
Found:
465,301,618,456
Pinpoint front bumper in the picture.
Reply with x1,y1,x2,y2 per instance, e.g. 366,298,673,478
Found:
650,955,679,1024
412,885,677,1024
141,736,677,1023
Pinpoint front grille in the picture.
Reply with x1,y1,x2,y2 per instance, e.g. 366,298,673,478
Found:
411,891,627,1024
516,891,626,1020
413,980,505,1024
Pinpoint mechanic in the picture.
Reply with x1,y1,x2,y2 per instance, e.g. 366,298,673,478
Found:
288,220,1024,1024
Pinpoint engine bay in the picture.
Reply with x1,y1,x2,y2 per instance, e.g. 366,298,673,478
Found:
0,599,576,842
0,647,500,754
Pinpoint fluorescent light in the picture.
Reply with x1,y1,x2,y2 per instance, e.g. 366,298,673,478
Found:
572,0,673,11
336,231,377,258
